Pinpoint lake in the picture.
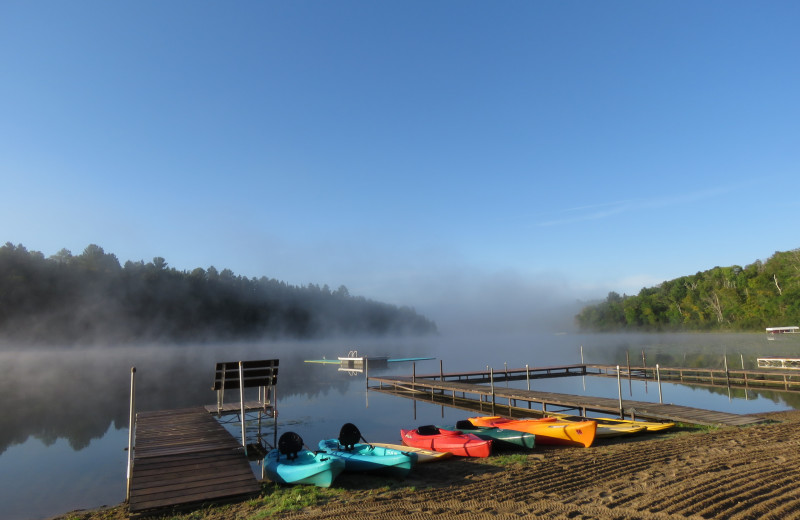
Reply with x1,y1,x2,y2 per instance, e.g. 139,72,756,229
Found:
2,331,798,520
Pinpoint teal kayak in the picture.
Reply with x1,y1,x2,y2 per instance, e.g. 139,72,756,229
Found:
265,432,345,487
317,423,417,477
436,420,536,451
318,439,417,477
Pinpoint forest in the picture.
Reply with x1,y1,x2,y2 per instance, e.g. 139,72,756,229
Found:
576,248,800,332
0,243,437,346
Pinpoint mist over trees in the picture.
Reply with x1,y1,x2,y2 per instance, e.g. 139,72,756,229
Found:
0,243,437,346
576,248,800,332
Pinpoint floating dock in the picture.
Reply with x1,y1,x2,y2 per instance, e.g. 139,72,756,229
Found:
304,352,435,373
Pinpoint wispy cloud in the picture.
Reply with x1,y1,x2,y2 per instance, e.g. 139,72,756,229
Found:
537,186,735,227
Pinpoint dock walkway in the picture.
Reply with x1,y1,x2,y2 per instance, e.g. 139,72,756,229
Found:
369,374,766,427
128,407,260,514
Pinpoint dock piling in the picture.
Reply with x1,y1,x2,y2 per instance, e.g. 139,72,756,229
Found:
126,366,136,503
657,364,662,403
616,365,623,418
490,367,495,414
238,362,246,455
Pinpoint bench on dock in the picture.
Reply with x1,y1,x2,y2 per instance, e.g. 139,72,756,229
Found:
210,359,279,415
207,359,280,453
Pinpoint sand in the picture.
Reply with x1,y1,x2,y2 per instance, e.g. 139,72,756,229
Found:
53,410,800,520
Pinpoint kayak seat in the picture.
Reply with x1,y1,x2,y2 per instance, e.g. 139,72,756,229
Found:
338,422,362,451
278,431,304,460
455,420,477,430
417,425,440,436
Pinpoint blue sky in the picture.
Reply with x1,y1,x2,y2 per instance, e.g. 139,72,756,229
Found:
2,2,798,331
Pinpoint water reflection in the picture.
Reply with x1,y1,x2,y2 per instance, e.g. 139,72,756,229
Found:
1,332,799,520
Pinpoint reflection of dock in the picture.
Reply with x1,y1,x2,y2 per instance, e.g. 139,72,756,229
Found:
369,363,768,427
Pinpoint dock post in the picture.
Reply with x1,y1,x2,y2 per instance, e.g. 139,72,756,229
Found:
412,362,416,388
626,350,632,395
526,365,532,409
724,355,730,388
365,357,369,389
239,362,247,455
273,385,278,447
126,366,136,502
657,364,662,403
490,367,495,414
616,365,623,418
440,359,443,382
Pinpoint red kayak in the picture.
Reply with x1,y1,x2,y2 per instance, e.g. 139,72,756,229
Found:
400,425,492,458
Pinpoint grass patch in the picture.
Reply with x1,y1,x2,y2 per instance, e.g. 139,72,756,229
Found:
246,484,342,519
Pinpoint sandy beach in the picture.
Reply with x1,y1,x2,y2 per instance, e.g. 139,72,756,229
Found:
54,409,800,520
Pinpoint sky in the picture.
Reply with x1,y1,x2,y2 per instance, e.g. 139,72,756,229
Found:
1,1,798,332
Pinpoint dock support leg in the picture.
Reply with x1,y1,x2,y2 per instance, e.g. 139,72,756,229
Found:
490,367,495,415
657,364,663,403
126,366,136,503
617,365,623,419
239,362,247,456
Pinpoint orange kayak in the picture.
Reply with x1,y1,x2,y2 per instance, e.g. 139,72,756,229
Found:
468,416,597,448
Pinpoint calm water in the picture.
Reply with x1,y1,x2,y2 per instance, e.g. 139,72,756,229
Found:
1,332,798,520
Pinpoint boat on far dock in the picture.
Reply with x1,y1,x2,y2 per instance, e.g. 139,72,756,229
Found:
766,326,800,340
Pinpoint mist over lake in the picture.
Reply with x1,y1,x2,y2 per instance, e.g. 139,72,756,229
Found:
2,331,798,520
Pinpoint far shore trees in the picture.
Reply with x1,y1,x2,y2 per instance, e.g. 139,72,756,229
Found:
0,242,437,346
576,248,800,332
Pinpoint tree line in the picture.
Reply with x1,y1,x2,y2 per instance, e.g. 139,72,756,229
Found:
0,242,437,345
576,248,800,332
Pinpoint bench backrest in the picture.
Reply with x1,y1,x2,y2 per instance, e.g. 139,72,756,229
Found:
212,359,279,391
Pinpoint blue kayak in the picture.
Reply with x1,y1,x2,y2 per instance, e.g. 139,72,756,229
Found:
318,439,417,477
265,432,345,487
317,422,417,478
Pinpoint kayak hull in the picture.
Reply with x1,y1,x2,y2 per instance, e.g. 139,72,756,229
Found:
401,426,492,457
265,449,345,487
438,421,536,450
369,442,452,463
545,412,675,434
318,439,417,477
469,416,596,448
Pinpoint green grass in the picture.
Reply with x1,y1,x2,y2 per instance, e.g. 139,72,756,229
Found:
246,484,342,520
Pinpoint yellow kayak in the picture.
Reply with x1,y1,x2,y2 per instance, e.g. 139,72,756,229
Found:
545,412,675,433
370,442,452,463
469,416,597,448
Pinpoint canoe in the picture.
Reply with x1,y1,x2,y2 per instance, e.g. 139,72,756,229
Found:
545,412,675,433
468,416,596,448
436,420,536,450
318,439,417,477
264,431,345,487
401,425,492,457
370,442,453,463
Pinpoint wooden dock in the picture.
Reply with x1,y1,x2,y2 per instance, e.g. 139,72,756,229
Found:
128,407,261,514
586,363,800,392
369,372,767,427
